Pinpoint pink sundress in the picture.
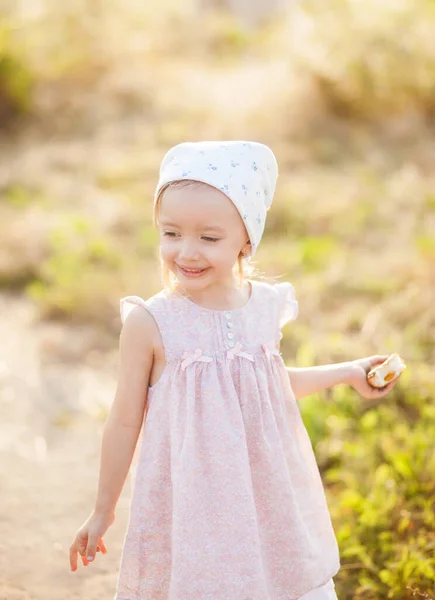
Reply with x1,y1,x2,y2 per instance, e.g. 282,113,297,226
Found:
114,279,340,600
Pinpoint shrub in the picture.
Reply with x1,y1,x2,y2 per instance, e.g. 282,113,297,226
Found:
0,20,33,125
286,0,435,120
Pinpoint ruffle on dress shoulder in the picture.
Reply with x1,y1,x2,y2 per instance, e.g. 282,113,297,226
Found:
273,282,299,328
120,295,149,325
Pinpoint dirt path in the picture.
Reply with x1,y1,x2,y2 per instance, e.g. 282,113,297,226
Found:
0,293,130,600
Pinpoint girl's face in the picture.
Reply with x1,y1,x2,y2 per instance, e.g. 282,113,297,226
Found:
158,183,250,292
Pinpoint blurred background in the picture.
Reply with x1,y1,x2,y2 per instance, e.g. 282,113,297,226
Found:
0,0,434,598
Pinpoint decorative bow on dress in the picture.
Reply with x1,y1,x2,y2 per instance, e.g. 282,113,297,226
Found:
181,348,213,371
226,342,254,362
262,341,281,359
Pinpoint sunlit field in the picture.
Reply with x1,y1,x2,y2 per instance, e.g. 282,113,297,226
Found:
1,1,434,598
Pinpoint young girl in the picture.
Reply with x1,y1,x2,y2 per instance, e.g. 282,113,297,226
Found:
69,141,400,600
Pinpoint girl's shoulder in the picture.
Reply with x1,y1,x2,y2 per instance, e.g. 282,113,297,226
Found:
251,279,299,327
120,289,169,326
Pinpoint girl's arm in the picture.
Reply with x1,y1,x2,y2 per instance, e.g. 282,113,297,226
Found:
93,306,157,517
285,355,398,401
285,362,353,401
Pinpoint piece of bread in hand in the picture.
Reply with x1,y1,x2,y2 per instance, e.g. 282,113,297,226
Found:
367,353,406,388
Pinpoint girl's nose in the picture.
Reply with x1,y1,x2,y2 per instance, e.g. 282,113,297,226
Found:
179,239,200,260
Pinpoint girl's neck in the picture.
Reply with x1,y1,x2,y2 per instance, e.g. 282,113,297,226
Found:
175,279,252,311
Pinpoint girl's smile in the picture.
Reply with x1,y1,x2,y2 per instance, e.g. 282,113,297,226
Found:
176,265,210,278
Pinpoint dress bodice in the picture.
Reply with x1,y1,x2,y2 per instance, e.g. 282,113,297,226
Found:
120,279,298,363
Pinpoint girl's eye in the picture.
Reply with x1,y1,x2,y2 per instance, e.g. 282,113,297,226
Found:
162,231,219,242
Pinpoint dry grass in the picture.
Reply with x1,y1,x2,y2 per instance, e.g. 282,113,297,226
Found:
279,0,435,120
1,0,434,356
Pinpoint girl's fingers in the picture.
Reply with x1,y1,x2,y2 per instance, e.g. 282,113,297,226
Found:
99,538,108,554
375,378,396,395
70,538,106,570
70,545,78,571
71,531,109,570
70,536,86,571
368,355,389,369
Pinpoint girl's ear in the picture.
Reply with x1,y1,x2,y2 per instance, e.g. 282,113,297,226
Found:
241,242,252,258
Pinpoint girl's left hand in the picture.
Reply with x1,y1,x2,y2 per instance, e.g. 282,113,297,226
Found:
346,355,400,399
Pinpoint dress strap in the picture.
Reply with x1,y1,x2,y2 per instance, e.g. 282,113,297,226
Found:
273,282,299,328
119,290,203,360
120,295,149,325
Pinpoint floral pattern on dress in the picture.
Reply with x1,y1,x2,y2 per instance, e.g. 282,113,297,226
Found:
115,280,340,600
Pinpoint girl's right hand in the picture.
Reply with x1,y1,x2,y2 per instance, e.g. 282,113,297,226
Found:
69,510,115,571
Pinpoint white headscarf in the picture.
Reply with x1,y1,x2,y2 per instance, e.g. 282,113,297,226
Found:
154,140,278,256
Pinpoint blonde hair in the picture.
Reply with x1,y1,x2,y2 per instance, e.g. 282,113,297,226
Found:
153,179,257,291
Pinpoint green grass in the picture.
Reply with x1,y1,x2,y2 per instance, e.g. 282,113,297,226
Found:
0,20,33,120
